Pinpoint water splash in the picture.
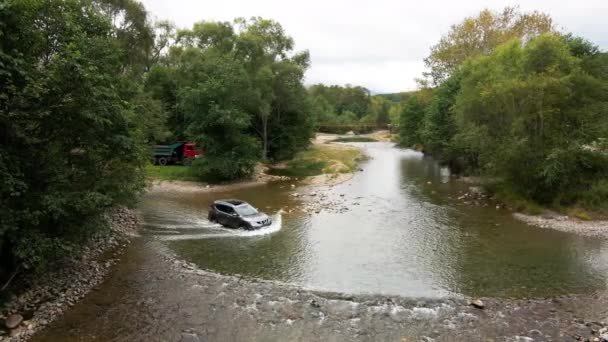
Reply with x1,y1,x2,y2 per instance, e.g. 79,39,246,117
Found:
155,210,283,241
144,221,224,230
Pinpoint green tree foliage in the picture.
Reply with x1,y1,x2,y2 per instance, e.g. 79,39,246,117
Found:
366,96,391,126
308,84,371,127
424,6,554,84
398,97,426,147
96,0,154,77
452,34,608,207
266,59,315,160
234,17,312,160
420,73,461,156
0,0,147,272
176,50,260,180
146,18,313,178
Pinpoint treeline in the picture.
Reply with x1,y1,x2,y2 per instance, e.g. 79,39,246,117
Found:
0,0,313,276
400,7,608,211
308,84,396,133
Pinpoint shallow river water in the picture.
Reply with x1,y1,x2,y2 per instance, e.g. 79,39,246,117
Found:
140,142,608,299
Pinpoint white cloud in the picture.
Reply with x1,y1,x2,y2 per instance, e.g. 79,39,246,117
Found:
140,0,608,93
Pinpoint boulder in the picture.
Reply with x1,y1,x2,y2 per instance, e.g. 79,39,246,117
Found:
4,314,23,329
470,299,484,309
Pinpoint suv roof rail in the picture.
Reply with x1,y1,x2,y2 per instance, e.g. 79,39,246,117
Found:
215,199,245,206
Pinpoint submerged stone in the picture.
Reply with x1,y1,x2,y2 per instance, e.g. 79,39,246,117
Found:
5,314,23,329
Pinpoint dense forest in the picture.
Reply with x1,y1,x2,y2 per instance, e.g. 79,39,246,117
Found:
398,7,608,213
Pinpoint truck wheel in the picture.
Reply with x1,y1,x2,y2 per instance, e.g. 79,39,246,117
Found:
151,157,157,165
157,157,168,166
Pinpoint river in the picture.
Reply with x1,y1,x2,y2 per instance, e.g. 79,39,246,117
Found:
140,142,608,299
32,141,608,341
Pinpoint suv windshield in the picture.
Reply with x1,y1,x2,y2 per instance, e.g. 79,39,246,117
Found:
234,204,258,216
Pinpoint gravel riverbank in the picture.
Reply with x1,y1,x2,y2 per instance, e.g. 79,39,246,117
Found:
31,239,608,342
0,207,138,341
514,213,608,239
454,181,608,239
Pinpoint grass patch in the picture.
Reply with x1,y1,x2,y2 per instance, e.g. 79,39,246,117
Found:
267,160,327,177
489,183,544,215
328,137,378,143
146,165,199,181
568,207,592,221
268,144,364,177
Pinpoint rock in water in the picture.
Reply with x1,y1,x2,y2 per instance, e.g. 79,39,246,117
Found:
180,333,201,342
470,299,484,309
5,314,23,329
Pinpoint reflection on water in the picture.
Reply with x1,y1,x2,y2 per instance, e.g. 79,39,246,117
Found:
139,142,608,298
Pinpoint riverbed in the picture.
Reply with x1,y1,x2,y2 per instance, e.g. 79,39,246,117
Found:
31,142,608,341
141,142,608,299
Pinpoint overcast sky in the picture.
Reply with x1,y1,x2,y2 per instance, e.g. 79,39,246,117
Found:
140,0,607,93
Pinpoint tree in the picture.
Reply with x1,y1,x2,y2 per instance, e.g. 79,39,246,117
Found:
0,0,146,272
95,0,155,77
234,17,311,160
169,18,313,162
452,34,608,206
420,72,461,156
147,20,177,69
366,96,391,127
308,83,372,129
399,96,426,147
266,59,314,160
177,49,260,180
424,6,554,84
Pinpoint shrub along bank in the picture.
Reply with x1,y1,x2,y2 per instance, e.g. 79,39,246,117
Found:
399,22,608,214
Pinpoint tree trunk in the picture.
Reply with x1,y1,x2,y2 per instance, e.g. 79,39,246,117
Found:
261,116,268,161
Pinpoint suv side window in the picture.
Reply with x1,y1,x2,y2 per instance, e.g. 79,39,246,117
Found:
216,204,234,214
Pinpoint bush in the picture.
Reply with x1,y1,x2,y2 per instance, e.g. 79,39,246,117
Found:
191,141,260,182
399,96,425,147
449,34,608,209
580,179,608,211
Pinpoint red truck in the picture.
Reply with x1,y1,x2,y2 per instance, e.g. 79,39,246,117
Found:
151,142,202,166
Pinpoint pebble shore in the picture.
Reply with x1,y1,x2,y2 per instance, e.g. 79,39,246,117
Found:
0,207,138,341
514,213,608,238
